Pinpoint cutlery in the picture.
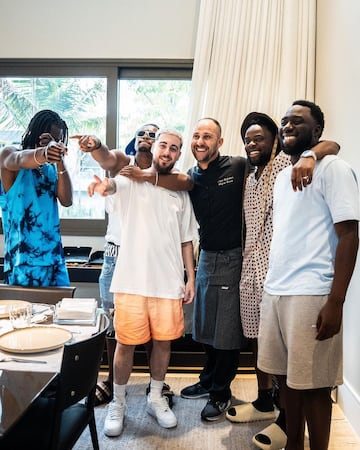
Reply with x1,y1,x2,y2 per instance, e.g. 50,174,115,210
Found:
0,357,47,364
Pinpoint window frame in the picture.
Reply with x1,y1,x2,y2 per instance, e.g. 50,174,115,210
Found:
0,59,193,236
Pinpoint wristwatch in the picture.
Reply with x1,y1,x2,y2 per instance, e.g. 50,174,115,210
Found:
300,149,317,161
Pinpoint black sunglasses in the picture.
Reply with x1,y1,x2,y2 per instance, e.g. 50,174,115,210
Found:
136,130,156,139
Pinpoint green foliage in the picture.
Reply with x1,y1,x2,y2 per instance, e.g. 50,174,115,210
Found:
118,79,191,149
0,77,106,138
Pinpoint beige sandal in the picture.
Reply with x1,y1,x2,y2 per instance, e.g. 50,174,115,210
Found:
226,402,277,423
252,423,287,450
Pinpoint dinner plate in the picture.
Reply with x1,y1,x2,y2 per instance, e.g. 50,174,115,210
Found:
0,326,72,354
0,300,32,319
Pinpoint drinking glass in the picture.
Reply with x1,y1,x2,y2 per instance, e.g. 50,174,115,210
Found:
9,304,32,329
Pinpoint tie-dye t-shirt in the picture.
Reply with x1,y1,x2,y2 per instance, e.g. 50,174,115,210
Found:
0,165,66,275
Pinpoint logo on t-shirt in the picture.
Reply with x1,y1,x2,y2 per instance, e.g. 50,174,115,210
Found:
217,176,234,186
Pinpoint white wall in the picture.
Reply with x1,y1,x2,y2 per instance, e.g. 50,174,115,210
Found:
316,0,360,436
0,0,200,59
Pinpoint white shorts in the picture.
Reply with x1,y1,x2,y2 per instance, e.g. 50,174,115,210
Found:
257,293,343,390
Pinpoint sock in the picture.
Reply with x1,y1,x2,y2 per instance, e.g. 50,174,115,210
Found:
252,388,274,412
149,378,164,400
113,383,126,405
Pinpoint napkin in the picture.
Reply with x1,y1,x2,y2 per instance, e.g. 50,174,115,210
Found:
55,298,97,321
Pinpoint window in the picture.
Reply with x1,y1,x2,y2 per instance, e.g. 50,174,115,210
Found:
118,69,192,150
0,76,107,223
0,61,192,236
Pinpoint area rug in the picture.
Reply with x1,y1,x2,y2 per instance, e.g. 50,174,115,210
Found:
73,373,274,450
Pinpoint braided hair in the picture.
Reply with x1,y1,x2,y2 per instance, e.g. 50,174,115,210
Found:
21,110,68,149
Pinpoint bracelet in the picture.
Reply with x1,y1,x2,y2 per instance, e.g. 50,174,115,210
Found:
57,169,67,175
154,171,159,187
108,178,117,193
33,150,43,166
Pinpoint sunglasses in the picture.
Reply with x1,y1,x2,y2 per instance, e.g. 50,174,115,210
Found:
136,130,157,139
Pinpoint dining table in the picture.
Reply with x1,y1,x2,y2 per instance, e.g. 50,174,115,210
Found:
0,301,101,437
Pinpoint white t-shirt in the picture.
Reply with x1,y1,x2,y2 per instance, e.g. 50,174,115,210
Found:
104,155,135,246
104,196,122,245
264,155,360,295
110,175,198,299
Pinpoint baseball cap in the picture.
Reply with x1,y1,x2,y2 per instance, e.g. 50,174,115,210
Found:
125,137,136,155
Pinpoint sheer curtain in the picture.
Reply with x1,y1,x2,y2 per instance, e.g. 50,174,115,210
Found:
181,0,316,170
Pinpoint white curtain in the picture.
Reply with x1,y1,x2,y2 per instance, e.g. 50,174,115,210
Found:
180,0,316,170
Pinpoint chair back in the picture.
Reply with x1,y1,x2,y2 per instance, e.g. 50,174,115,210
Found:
56,313,109,410
0,284,76,304
47,313,109,449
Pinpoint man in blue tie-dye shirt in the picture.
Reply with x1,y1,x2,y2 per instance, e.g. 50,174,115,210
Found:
0,110,72,286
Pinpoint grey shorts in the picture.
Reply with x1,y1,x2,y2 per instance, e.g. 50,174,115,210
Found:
257,293,343,389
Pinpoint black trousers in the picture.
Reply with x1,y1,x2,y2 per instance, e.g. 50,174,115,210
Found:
199,343,239,402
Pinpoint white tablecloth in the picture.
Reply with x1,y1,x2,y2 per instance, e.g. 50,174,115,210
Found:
0,312,102,373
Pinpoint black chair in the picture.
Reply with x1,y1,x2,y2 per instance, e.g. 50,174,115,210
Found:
0,314,109,450
0,283,76,304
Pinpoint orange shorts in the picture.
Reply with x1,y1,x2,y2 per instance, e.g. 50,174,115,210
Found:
114,293,185,345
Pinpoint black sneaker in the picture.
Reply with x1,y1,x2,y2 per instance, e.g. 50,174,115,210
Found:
180,382,210,399
146,383,174,408
201,398,232,421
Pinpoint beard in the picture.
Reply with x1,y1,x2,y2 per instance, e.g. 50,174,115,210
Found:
137,143,152,153
192,147,218,164
281,133,313,156
154,161,176,174
248,152,272,167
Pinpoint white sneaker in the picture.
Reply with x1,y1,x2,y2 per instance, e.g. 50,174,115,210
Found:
104,400,125,437
147,394,177,428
